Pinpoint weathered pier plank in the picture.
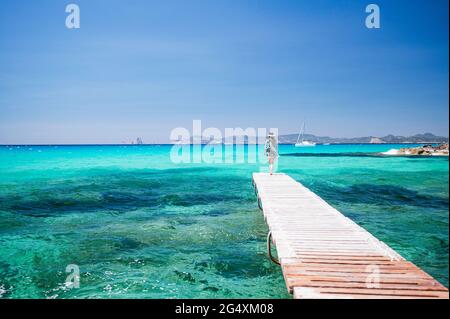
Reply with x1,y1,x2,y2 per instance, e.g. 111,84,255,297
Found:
252,173,448,299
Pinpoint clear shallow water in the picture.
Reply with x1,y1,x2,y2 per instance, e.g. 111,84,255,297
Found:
0,144,448,298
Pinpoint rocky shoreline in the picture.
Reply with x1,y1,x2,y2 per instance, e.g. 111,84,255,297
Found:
382,143,449,156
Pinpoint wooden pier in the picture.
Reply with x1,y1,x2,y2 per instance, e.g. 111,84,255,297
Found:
252,173,449,299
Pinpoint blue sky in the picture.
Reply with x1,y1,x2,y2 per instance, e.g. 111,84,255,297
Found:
0,0,448,144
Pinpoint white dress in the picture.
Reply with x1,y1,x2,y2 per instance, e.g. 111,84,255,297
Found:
265,136,278,160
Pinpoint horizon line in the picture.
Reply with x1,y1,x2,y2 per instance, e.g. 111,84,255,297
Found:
1,142,448,147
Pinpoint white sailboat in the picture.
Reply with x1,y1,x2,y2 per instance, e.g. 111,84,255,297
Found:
295,122,316,147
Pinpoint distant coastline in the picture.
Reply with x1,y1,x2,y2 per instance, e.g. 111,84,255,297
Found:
0,142,448,147
278,132,449,145
0,132,448,146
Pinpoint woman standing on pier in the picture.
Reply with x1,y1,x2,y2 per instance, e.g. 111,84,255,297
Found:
265,132,278,175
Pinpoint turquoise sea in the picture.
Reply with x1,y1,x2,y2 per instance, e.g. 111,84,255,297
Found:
0,144,448,298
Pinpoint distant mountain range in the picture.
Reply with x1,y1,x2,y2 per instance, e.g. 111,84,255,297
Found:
171,133,448,145
277,132,449,144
